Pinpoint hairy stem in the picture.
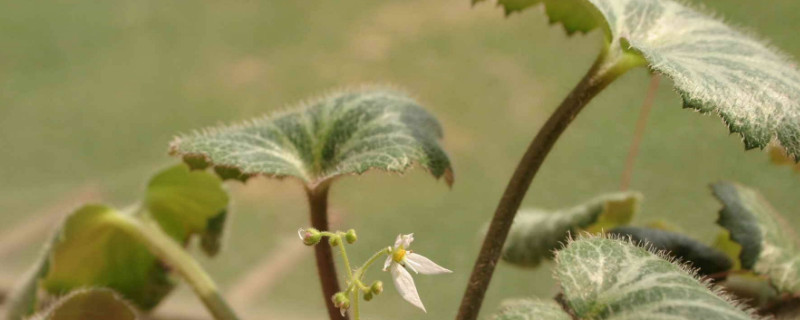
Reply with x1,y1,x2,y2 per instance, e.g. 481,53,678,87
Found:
109,214,239,320
306,183,349,320
620,74,661,191
456,51,642,320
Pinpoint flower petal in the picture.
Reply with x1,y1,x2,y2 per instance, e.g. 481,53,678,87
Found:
383,255,393,271
393,234,403,248
406,253,452,275
400,233,414,248
391,263,426,312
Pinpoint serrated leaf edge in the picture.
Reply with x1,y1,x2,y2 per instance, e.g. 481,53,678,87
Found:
553,232,760,319
169,84,454,188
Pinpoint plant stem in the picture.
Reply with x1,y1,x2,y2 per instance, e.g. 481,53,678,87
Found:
620,74,661,191
335,235,354,278
108,214,239,320
456,51,643,320
306,183,349,320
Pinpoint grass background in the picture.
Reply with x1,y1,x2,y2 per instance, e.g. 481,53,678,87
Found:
1,0,800,318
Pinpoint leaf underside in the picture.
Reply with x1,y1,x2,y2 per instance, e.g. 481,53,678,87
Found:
501,191,641,268
42,205,174,310
492,298,572,320
170,88,454,187
7,164,231,316
31,289,138,320
476,0,800,160
713,181,800,293
555,236,754,320
608,226,732,277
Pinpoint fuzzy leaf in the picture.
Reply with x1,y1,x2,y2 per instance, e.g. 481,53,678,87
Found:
492,298,571,320
713,181,800,293
477,0,800,160
30,289,138,320
170,88,454,187
555,236,754,320
41,205,174,310
144,164,229,256
608,226,732,277
501,191,641,267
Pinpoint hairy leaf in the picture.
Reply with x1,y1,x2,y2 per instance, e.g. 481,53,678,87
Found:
30,289,138,320
41,205,174,310
476,0,800,160
501,191,641,267
713,181,800,293
144,164,229,256
555,236,754,320
170,88,454,187
608,226,732,277
492,298,571,320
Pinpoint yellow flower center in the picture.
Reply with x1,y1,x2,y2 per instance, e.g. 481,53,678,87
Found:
392,248,407,263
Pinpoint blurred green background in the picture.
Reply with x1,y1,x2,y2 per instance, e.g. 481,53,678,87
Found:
1,0,799,319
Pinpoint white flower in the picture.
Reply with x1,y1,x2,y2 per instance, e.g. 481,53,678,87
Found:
382,234,452,312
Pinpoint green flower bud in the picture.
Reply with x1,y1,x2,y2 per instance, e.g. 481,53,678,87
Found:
370,281,383,295
297,228,321,246
345,229,358,244
332,292,350,310
329,236,341,247
363,291,373,301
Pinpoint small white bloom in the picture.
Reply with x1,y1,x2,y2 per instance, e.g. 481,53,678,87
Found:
382,234,452,312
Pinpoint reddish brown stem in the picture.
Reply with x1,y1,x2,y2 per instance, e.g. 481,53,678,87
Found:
306,184,349,320
456,53,636,320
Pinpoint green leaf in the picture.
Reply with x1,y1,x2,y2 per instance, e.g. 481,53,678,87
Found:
7,164,230,316
491,298,572,320
477,0,800,160
501,191,641,267
144,164,229,256
555,236,754,320
169,88,454,187
30,289,138,320
713,181,800,293
608,226,732,277
41,205,174,310
474,0,600,34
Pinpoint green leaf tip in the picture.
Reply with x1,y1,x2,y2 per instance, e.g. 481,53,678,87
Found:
145,163,230,256
477,0,800,161
712,181,800,293
29,288,138,320
500,191,641,268
169,87,455,188
555,235,757,320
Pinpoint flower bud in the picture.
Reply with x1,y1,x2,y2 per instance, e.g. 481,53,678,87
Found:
331,292,350,312
329,236,341,247
370,281,383,295
363,291,373,301
298,228,321,246
345,229,357,244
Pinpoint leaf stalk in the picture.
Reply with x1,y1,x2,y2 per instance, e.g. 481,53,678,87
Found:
456,50,642,320
107,214,240,320
306,183,350,320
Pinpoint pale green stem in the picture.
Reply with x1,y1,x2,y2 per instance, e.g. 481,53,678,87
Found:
106,214,240,320
352,291,360,320
336,235,354,279
356,247,391,279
